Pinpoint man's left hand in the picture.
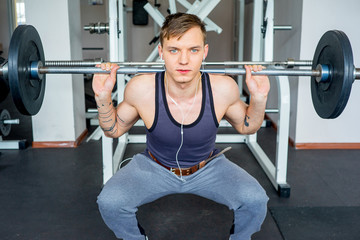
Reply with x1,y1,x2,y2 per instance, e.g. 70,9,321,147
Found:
244,65,270,100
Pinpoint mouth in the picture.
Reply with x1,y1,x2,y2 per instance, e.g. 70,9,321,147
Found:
177,69,191,74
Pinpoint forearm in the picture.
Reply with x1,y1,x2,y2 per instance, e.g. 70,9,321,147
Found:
95,96,123,138
240,95,268,134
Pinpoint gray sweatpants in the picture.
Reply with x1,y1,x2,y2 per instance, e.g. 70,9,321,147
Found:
97,153,268,240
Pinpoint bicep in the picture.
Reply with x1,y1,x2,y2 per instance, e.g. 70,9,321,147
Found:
115,77,142,130
218,77,248,130
116,100,139,129
224,98,248,128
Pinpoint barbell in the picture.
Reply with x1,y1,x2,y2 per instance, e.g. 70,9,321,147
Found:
0,25,359,118
0,109,20,137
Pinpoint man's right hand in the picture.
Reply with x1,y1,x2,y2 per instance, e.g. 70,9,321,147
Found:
92,62,120,99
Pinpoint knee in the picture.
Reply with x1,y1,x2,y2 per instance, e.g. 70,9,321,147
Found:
246,185,268,208
97,190,116,213
249,188,268,213
233,184,269,210
97,187,131,213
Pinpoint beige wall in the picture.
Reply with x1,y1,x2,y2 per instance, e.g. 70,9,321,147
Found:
25,0,86,142
295,0,360,144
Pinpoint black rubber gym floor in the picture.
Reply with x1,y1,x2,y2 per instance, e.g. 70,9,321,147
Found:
1,95,360,240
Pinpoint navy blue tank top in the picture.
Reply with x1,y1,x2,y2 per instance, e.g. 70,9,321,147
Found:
144,71,219,168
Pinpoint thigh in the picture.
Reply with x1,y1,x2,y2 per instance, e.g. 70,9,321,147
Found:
185,155,268,210
98,153,180,207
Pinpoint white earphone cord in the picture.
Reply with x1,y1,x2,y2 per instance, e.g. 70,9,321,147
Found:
166,72,202,180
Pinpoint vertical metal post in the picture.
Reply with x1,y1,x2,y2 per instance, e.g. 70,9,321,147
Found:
113,0,128,176
101,0,118,185
264,0,290,191
168,0,177,14
251,0,264,61
275,75,290,186
247,0,290,196
247,0,263,144
102,0,129,184
263,0,274,61
236,0,245,95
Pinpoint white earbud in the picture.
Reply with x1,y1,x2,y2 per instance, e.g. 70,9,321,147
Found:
160,54,163,60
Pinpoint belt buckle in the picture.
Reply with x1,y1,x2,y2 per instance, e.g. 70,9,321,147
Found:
170,168,176,173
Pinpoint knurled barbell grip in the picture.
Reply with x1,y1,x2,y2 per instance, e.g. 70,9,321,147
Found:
223,68,321,77
37,66,143,75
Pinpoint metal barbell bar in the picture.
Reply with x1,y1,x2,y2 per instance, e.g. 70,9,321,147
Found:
27,62,350,84
44,58,313,68
0,60,334,82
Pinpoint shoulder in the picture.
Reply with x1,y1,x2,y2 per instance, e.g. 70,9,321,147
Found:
127,73,156,88
125,73,156,94
124,73,156,103
208,74,240,102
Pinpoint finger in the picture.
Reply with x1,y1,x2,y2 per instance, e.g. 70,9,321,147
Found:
252,65,260,72
105,62,111,71
244,65,252,81
100,62,111,71
251,65,266,72
109,64,120,81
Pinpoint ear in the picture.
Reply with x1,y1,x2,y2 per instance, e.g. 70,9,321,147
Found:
158,44,163,60
203,44,209,60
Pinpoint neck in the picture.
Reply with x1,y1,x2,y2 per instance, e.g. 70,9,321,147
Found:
165,72,201,124
165,72,202,100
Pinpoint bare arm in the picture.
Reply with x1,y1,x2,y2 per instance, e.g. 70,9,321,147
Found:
224,65,270,135
93,63,139,138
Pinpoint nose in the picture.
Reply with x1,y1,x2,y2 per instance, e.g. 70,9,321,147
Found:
179,51,189,65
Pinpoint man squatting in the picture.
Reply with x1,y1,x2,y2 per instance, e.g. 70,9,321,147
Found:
93,12,270,240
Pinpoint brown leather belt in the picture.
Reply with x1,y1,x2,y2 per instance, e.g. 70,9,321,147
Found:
148,147,232,176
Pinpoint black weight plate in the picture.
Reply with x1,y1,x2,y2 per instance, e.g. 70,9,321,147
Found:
311,30,354,119
0,57,10,103
8,25,46,116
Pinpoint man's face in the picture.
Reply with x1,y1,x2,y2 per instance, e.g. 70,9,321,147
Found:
158,26,208,84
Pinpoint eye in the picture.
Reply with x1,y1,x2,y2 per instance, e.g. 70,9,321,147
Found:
191,49,199,53
170,49,178,53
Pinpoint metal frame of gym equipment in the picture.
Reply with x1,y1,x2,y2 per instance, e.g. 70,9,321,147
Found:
246,0,290,196
0,1,27,151
100,0,291,197
0,137,27,150
0,109,25,150
143,0,223,62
